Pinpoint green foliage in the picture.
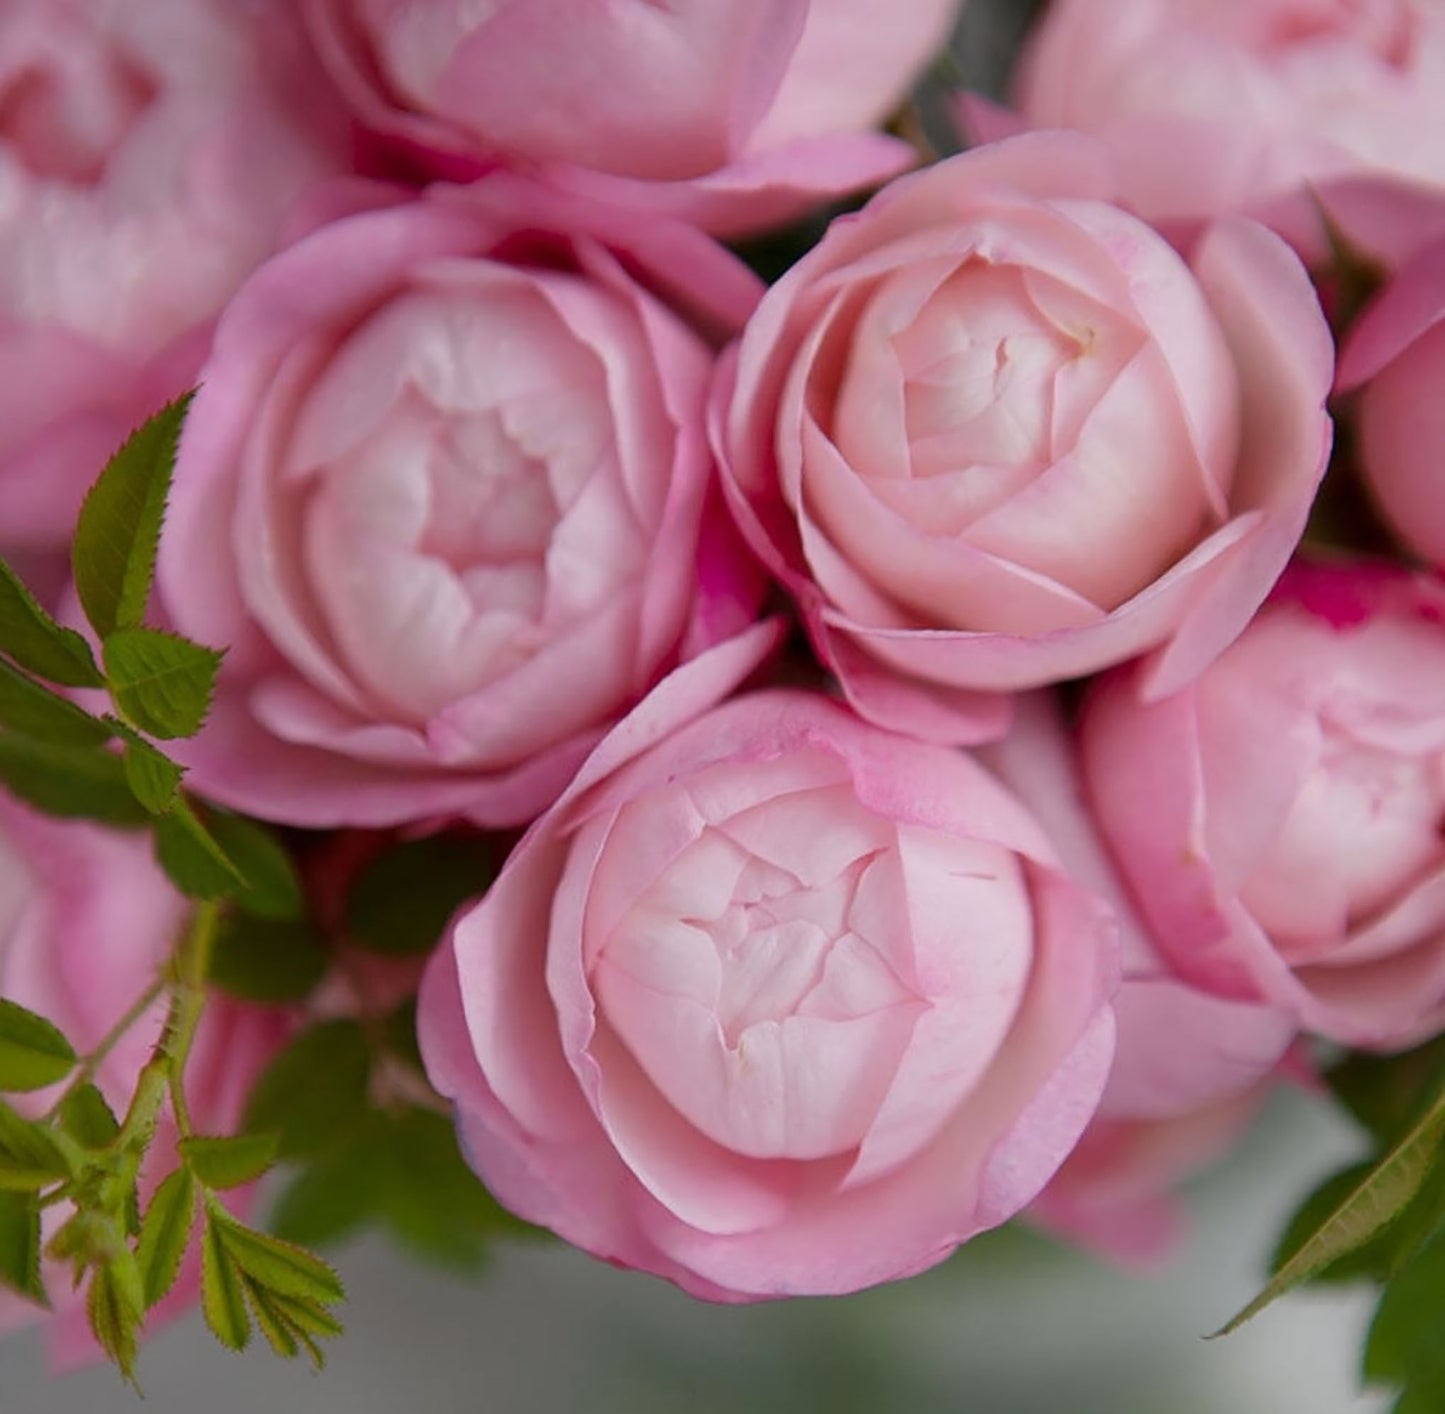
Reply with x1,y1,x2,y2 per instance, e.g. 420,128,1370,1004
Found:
0,1000,77,1092
72,393,192,640
0,1189,46,1307
1218,1079,1445,1335
205,813,304,921
202,1201,343,1369
103,627,222,741
0,735,148,826
259,1009,538,1271
346,833,493,956
245,1022,372,1161
180,1133,279,1191
57,1085,120,1150
136,1167,196,1309
154,799,247,900
0,659,111,748
0,558,103,688
0,1100,76,1190
108,719,185,814
208,916,327,1004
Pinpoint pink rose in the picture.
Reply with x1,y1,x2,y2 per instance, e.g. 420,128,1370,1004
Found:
419,633,1119,1300
302,0,960,236
158,175,764,830
980,696,1294,1265
1336,236,1445,565
0,796,287,1368
714,134,1333,743
1002,0,1445,234
0,0,347,552
1082,562,1445,1049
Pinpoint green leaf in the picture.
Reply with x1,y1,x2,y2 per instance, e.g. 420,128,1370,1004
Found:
0,735,148,826
1216,1080,1445,1335
267,1289,343,1340
72,393,193,640
1366,1231,1445,1386
1271,1161,1399,1286
204,813,303,921
346,834,491,956
0,557,104,688
153,798,246,900
180,1133,278,1191
103,627,222,740
243,1276,300,1361
213,1217,344,1307
1331,1039,1445,1146
244,1022,370,1161
0,999,77,1092
268,1137,382,1251
0,659,111,749
136,1167,196,1310
57,1084,120,1150
0,1100,74,1189
87,1259,143,1381
200,1210,250,1351
0,1189,47,1307
208,915,327,1004
373,1109,540,1268
108,718,185,814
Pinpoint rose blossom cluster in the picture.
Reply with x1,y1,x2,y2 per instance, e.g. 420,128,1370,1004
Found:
4,0,1445,1365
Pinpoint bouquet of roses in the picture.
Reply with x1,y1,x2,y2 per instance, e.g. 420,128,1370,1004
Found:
1,1,1443,1406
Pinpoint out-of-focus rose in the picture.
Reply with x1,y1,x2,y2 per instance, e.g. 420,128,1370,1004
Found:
158,175,764,830
0,796,287,1367
1083,562,1445,1049
0,0,347,552
714,134,1333,743
419,634,1119,1301
980,696,1294,1265
1336,236,1445,565
302,0,961,236
999,0,1445,235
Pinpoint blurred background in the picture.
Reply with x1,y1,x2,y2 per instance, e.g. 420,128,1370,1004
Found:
0,2,1396,1410
0,1091,1389,1412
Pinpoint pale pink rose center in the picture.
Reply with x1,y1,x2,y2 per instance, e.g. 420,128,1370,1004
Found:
588,764,1033,1164
0,16,155,184
293,279,647,723
817,248,1231,624
1241,722,1445,954
592,781,932,1161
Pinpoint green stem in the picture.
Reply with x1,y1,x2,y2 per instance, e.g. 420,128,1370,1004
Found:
41,978,167,1124
162,900,221,1140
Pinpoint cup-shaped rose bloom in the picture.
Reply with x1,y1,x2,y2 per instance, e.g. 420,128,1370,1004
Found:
980,695,1294,1265
0,797,287,1367
1083,563,1445,1049
420,636,1120,1300
158,176,763,830
0,0,346,553
714,135,1333,742
1337,237,1445,566
302,0,960,237
997,0,1445,234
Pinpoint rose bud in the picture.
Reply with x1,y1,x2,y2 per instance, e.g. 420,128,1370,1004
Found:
1336,235,1445,566
714,133,1333,744
0,0,346,554
301,0,961,236
980,695,1295,1265
419,637,1120,1301
1083,562,1445,1050
0,796,287,1367
994,0,1445,235
158,175,764,830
